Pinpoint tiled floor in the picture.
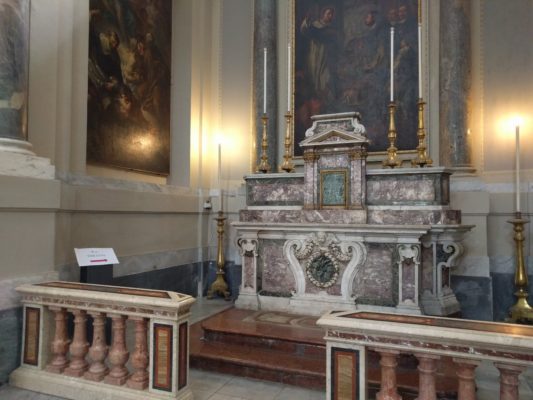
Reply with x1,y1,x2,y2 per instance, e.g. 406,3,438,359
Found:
0,369,323,400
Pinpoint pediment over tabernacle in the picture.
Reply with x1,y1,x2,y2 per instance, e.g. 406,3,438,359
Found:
299,111,369,149
299,128,368,148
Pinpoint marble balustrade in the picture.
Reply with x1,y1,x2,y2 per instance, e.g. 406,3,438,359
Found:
317,310,533,400
9,281,195,400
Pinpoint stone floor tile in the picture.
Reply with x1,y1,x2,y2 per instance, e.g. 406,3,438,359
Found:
208,394,246,400
218,376,284,400
189,368,233,395
274,386,324,400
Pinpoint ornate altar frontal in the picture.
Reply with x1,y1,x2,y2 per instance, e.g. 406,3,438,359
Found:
234,112,472,317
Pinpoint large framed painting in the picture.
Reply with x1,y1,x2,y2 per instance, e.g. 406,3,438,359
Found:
87,0,171,175
294,0,419,156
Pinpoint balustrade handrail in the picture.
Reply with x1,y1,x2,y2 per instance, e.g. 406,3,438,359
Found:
318,310,533,363
317,310,533,400
11,281,195,400
17,281,195,320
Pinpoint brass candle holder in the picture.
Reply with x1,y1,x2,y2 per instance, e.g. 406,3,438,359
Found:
411,98,433,167
280,112,295,172
508,212,533,323
382,101,402,168
207,210,231,301
256,114,271,173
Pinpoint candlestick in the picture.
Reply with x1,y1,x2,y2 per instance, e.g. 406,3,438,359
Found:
382,101,402,168
418,23,422,99
516,125,521,213
390,27,394,102
287,44,291,111
507,214,533,323
263,48,267,115
256,115,271,173
207,210,231,301
280,112,295,172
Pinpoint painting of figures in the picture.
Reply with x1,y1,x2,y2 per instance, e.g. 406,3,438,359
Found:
294,0,418,156
0,0,29,141
87,0,171,175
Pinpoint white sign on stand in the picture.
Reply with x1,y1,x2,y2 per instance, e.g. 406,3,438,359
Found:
74,248,119,267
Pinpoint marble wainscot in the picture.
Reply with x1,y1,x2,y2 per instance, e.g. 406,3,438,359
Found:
234,112,473,317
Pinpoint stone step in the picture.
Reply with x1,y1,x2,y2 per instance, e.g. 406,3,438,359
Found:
190,308,459,396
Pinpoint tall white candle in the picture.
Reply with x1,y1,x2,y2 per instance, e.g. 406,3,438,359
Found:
418,23,422,98
218,143,224,211
516,125,521,213
263,48,267,114
287,44,291,111
390,27,394,102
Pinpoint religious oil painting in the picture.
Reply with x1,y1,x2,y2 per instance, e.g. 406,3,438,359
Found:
87,0,171,175
0,0,30,141
320,170,347,208
294,0,419,156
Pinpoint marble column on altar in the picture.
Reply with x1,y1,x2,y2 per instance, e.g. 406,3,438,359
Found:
253,0,278,170
0,0,54,179
439,0,474,172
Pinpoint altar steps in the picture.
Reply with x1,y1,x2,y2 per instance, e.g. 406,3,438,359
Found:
189,308,459,398
189,307,326,389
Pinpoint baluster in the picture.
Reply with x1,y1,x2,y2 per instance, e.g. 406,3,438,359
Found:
415,353,440,400
374,349,402,400
453,358,480,400
84,312,108,381
64,309,89,377
104,314,130,385
495,363,526,400
127,317,149,389
46,307,70,373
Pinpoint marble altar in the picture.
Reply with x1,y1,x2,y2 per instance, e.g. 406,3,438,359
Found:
234,112,473,316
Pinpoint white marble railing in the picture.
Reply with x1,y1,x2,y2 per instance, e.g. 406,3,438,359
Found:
317,310,533,400
10,281,195,400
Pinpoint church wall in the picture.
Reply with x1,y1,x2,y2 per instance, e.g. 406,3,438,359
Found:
0,0,227,382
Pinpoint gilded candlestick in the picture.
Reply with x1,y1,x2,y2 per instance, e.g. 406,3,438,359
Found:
411,98,433,167
280,112,295,172
382,101,402,168
207,210,231,301
508,212,533,323
256,114,271,173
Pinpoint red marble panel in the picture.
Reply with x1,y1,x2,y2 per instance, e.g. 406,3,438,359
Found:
23,307,40,366
38,281,171,298
178,322,188,390
153,324,173,391
332,348,358,400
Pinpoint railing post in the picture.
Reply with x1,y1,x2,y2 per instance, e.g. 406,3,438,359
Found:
104,314,130,385
45,307,70,374
84,312,108,381
374,349,402,400
64,309,89,377
453,358,480,400
127,317,149,390
494,363,526,400
415,353,439,400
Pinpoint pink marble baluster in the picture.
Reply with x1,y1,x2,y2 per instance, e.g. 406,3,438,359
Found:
84,312,108,381
46,307,70,373
415,353,440,400
495,363,526,400
127,317,149,390
453,358,480,400
375,349,402,400
64,309,89,377
104,314,130,385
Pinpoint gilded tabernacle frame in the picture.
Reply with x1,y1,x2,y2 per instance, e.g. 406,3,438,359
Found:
292,0,420,157
86,0,172,175
320,169,348,209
